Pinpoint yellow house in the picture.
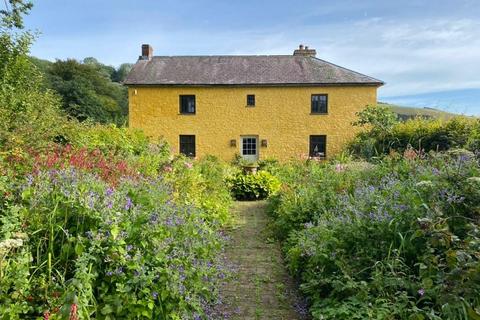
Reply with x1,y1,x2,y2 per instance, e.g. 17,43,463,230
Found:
125,44,383,161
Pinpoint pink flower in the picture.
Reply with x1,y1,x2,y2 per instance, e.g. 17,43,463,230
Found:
335,164,346,172
69,303,78,320
185,162,193,169
164,165,173,172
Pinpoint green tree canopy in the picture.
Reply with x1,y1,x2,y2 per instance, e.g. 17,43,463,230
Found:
45,59,128,124
0,0,64,150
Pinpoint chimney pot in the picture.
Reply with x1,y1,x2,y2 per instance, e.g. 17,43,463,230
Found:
140,44,153,60
293,44,317,57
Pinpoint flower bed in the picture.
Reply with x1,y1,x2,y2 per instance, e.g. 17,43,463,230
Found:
0,145,232,319
268,153,480,319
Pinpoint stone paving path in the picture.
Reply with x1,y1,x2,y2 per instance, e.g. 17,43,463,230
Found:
217,201,308,320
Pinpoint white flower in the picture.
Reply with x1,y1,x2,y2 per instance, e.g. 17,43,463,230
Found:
0,238,24,254
415,180,434,188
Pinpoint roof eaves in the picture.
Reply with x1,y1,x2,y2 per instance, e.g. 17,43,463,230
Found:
123,82,384,87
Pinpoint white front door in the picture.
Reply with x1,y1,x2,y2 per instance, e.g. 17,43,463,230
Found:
241,136,258,162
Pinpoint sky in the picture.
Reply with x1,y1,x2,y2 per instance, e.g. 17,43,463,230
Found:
9,0,480,115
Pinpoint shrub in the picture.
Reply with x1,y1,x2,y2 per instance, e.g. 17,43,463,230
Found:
228,171,281,201
64,123,158,156
269,155,480,319
349,106,479,159
0,149,232,319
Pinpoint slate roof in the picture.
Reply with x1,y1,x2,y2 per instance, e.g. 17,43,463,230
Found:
124,55,384,86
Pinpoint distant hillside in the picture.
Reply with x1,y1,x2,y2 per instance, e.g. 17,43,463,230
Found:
378,102,458,121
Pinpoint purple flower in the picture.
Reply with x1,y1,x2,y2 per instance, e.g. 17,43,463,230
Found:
152,291,158,299
166,217,174,227
105,188,114,197
124,197,133,210
447,193,465,204
126,244,133,251
106,271,113,276
26,174,34,186
418,288,425,296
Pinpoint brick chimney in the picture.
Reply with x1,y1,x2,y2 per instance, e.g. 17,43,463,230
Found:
140,44,153,60
293,44,317,57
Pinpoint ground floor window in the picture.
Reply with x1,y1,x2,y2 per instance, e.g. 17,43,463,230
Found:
180,135,195,157
309,135,326,158
242,137,257,155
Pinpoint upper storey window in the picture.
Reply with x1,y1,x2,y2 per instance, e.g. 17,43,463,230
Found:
180,95,196,114
247,94,255,107
311,94,328,114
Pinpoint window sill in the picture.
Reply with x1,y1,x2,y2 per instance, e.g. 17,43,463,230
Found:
308,156,327,160
179,113,196,115
246,105,256,108
310,113,328,115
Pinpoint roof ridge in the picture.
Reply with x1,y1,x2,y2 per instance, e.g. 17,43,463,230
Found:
151,55,296,58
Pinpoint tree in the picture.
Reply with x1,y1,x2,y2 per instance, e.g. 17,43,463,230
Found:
46,59,128,124
113,63,133,82
353,104,398,137
0,0,33,29
0,0,64,150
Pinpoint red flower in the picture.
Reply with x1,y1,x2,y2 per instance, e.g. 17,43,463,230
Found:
69,303,78,320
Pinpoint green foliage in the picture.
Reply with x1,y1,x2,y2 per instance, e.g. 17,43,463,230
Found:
113,63,134,82
352,104,398,135
257,157,280,172
29,56,132,125
349,106,480,159
228,171,281,201
0,147,232,319
0,0,33,29
0,5,230,317
269,155,480,319
45,59,128,125
0,4,64,151
64,123,154,155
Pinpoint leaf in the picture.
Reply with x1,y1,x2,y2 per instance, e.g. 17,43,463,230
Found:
110,225,119,240
161,290,169,301
101,304,113,315
74,242,84,255
468,308,480,320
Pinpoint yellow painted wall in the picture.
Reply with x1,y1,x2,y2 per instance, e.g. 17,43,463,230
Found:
128,86,377,161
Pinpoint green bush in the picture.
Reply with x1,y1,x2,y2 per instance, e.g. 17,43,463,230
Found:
0,146,232,319
269,155,480,319
228,171,281,201
349,106,480,159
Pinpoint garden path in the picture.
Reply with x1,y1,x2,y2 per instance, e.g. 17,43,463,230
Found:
216,201,308,320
